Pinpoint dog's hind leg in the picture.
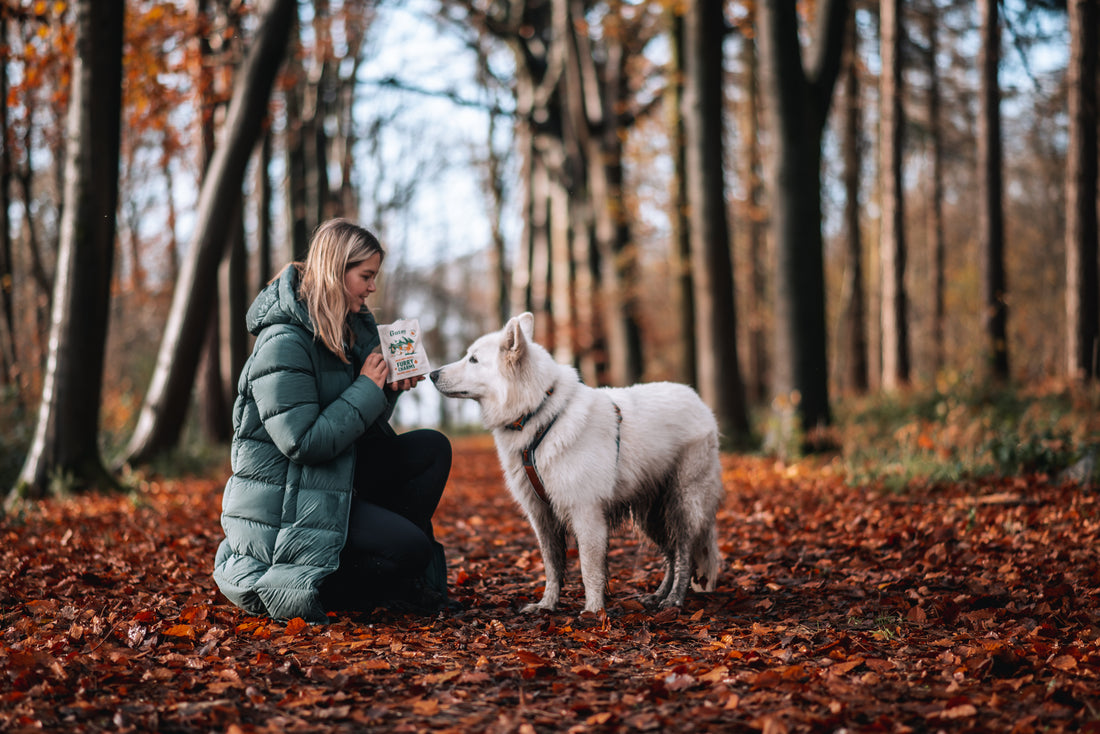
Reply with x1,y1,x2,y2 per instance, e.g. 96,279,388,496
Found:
660,541,694,608
638,486,689,608
659,440,723,608
690,523,720,592
642,548,676,608
522,506,568,613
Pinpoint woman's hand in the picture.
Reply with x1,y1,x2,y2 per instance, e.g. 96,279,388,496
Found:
360,352,389,389
389,375,424,392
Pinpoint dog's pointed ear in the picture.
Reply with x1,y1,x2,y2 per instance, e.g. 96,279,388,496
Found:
501,314,530,366
517,312,535,340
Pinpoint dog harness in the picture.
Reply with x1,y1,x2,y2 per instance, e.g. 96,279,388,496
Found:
508,385,622,505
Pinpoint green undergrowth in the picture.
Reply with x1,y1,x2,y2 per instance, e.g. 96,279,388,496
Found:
833,374,1100,492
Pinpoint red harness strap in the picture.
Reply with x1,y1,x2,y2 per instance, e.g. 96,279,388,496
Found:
521,443,551,504
515,393,623,505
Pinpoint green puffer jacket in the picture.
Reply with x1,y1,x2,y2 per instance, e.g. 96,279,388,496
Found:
213,266,393,623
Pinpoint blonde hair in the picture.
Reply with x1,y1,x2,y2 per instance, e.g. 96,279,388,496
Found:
298,218,385,363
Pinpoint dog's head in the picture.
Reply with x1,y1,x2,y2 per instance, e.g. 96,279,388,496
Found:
430,312,537,406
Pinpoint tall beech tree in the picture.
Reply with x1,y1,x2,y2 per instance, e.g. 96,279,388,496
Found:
13,0,125,501
841,8,868,393
924,0,948,377
879,0,909,389
1066,0,1099,380
666,7,696,388
757,0,849,443
978,0,1009,381
682,0,749,439
0,8,15,387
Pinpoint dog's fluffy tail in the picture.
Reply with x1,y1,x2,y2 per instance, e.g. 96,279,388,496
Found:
690,525,721,592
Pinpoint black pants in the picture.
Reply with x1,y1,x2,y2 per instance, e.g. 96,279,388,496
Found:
320,429,451,612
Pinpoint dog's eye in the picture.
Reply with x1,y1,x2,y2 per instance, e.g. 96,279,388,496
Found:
468,355,478,364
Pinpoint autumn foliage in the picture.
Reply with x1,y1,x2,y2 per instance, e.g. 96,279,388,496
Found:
2,434,1099,732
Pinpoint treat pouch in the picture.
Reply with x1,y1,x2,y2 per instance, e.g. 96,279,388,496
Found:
377,318,432,381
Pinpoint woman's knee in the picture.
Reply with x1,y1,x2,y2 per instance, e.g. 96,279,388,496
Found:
411,428,451,461
429,430,451,472
403,429,451,478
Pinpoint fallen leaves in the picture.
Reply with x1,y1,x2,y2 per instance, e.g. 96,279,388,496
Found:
2,436,1100,732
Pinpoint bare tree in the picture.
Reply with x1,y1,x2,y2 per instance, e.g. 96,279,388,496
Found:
682,0,749,439
757,0,849,444
13,0,124,501
666,6,695,387
740,17,770,406
978,0,1009,380
879,0,910,389
0,8,15,386
123,0,298,467
841,8,868,393
257,130,274,288
1066,0,1098,380
924,0,948,377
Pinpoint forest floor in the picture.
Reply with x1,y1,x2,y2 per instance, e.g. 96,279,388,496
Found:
2,433,1100,733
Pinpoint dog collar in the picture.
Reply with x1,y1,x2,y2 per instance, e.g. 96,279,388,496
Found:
506,385,556,432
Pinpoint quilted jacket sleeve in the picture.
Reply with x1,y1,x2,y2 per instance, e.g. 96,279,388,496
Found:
247,325,388,465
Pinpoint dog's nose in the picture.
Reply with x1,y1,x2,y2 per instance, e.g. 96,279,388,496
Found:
429,369,440,383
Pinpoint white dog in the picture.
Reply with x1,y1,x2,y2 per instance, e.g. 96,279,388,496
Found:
431,313,724,613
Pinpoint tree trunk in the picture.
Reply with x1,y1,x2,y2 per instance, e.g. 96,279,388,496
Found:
926,2,947,377
285,16,310,262
757,0,848,445
683,0,749,440
549,159,573,364
512,118,536,318
123,0,297,467
197,295,230,441
1066,0,1099,380
978,0,1009,381
667,7,696,388
842,10,868,393
223,207,249,413
528,152,553,343
163,128,182,286
307,0,333,227
13,0,124,501
257,129,274,288
0,10,16,386
741,18,770,405
879,0,909,389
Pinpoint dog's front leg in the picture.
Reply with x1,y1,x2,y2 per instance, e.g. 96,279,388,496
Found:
573,509,609,613
522,506,567,613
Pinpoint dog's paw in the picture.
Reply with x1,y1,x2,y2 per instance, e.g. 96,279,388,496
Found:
520,601,557,614
657,596,684,611
691,574,717,593
641,593,664,609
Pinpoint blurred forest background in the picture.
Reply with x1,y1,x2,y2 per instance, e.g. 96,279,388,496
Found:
1,0,1098,502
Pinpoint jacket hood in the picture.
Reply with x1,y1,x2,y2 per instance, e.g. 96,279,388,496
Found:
246,265,312,336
